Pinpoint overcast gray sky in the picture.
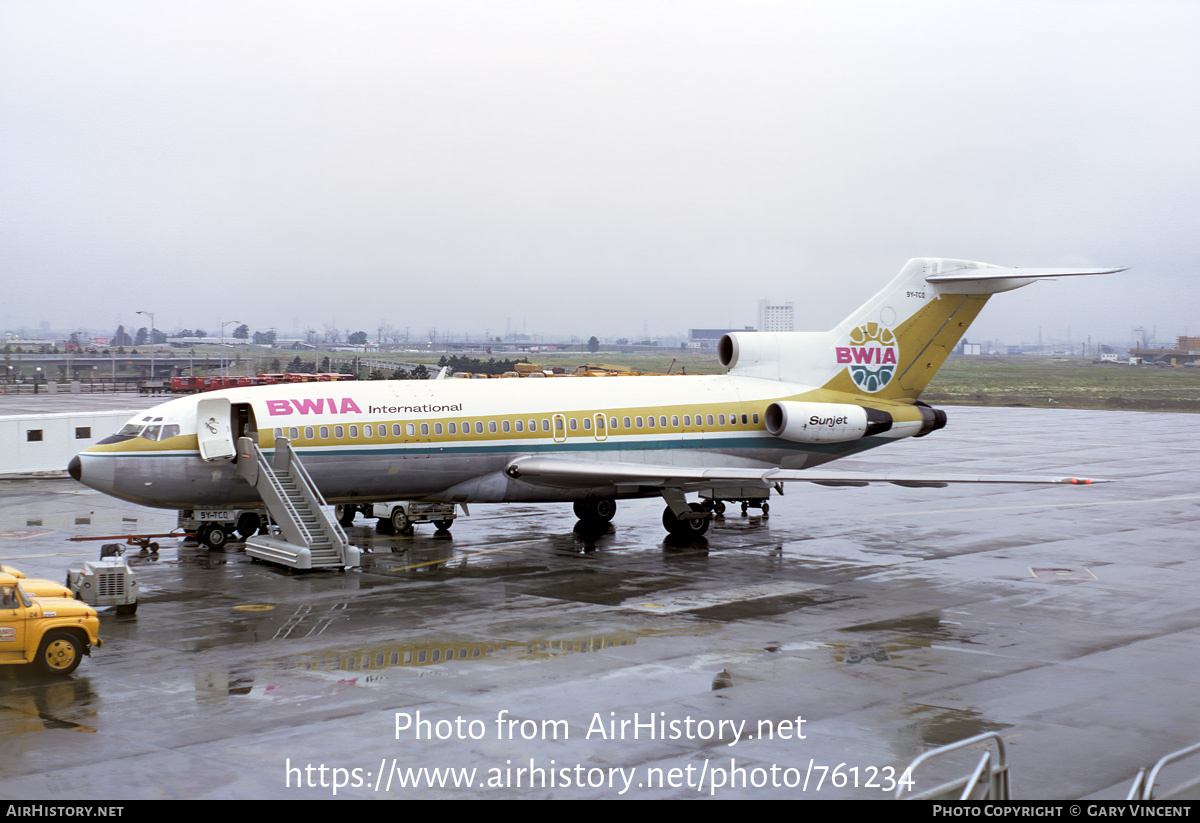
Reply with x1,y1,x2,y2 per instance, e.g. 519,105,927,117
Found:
2,1,1197,348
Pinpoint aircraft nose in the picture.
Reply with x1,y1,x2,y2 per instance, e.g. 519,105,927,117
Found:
67,455,82,482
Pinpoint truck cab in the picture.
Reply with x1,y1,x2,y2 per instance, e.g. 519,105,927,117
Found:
0,573,103,675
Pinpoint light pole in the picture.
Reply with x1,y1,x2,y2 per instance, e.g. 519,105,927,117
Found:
137,310,155,383
221,320,241,377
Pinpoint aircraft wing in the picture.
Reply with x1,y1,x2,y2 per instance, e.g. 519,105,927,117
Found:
504,456,1104,490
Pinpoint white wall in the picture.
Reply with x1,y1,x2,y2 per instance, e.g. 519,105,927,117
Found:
0,410,139,475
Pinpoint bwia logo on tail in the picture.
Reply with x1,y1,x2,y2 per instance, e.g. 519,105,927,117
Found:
837,324,899,393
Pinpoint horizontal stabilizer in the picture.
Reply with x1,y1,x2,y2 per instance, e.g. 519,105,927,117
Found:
926,265,1127,283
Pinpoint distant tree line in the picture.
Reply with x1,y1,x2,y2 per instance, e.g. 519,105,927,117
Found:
436,355,529,375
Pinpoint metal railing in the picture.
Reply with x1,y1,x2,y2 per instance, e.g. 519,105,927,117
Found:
1128,741,1200,800
896,732,1010,800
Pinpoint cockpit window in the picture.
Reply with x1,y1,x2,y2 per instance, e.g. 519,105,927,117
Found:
142,425,162,441
118,423,144,437
161,424,180,440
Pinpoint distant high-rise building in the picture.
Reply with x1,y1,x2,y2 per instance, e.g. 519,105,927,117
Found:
757,299,794,333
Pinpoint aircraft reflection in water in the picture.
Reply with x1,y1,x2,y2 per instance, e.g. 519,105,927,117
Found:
70,258,1122,539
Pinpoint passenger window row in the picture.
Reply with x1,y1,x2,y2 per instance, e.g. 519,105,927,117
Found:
272,411,760,443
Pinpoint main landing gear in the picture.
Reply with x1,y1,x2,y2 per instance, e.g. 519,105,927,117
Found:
660,489,712,538
661,502,710,537
573,498,617,527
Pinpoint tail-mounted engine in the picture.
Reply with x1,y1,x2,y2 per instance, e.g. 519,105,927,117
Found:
764,401,894,444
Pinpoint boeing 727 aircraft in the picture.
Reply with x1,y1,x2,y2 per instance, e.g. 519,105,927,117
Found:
69,258,1121,545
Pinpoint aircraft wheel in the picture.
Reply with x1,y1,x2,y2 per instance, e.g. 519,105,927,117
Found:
575,498,616,524
433,520,453,531
762,502,770,516
236,512,261,538
740,502,749,516
390,508,410,533
335,505,356,527
662,503,710,537
714,501,726,515
198,523,229,549
36,630,83,675
593,499,617,522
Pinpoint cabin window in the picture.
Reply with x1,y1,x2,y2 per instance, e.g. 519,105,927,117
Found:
752,413,759,424
542,419,550,431
335,425,344,438
448,422,457,434
659,416,667,427
404,652,413,664
623,416,631,429
418,650,426,663
434,423,443,435
274,428,283,438
484,421,493,433
421,423,430,436
319,426,329,439
348,426,357,438
741,414,748,425
647,416,655,428
502,420,510,433
515,420,523,432
527,419,536,432
555,418,564,433
392,424,402,436
672,415,679,427
363,425,372,438
707,414,714,426
610,417,618,429
683,415,691,426
718,414,726,425
75,427,91,439
596,416,606,434
634,416,642,428
583,418,592,430
304,426,315,440
290,427,300,440
568,418,577,431
475,422,484,434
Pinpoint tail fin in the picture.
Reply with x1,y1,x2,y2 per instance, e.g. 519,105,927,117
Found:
720,258,1123,401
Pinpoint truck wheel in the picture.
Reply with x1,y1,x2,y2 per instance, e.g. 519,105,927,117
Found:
433,520,453,531
199,523,229,550
37,631,83,675
335,505,356,527
390,508,409,533
116,602,138,616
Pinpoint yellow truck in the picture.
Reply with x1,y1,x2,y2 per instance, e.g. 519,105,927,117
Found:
0,573,103,675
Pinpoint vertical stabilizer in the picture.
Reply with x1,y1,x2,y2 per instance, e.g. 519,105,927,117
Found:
720,258,1121,401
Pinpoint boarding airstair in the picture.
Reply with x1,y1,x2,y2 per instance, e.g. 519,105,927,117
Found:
234,436,360,570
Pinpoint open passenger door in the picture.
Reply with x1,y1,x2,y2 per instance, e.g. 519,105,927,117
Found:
196,396,236,461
